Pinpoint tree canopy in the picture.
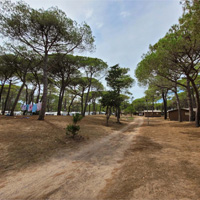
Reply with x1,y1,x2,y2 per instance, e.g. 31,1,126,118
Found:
0,1,95,120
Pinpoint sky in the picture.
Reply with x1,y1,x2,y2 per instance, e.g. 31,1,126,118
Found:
4,0,183,100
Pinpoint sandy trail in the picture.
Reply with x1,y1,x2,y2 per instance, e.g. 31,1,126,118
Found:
0,117,143,200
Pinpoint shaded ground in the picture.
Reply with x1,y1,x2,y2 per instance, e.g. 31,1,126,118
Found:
0,116,200,200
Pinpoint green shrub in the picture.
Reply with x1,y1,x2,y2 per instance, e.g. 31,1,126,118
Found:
72,113,83,124
66,113,83,138
66,124,80,138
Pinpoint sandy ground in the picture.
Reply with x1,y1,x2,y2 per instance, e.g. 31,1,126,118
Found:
0,117,143,199
1,116,200,200
0,115,130,176
99,117,200,200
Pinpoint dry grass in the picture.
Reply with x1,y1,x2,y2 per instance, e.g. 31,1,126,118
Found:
99,117,200,200
0,114,130,177
1,115,200,199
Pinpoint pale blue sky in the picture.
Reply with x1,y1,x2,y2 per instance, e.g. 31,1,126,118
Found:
5,0,183,99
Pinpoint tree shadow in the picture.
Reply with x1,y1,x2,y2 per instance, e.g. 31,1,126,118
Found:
180,131,200,139
128,136,163,152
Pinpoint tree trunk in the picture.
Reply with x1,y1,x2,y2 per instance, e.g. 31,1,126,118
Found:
106,106,109,126
57,77,66,116
67,95,76,115
106,106,111,126
2,80,12,115
83,78,92,116
117,106,120,123
89,104,91,115
93,99,96,114
0,81,5,103
190,79,200,127
47,97,50,112
10,82,25,116
47,91,52,112
1,98,4,112
81,90,84,116
162,90,168,120
191,88,196,108
152,96,155,111
57,86,65,115
7,98,12,111
57,88,62,115
25,84,29,104
36,83,41,103
31,86,37,104
64,97,67,112
38,54,48,120
174,88,182,122
186,79,195,121
83,88,90,116
28,86,36,104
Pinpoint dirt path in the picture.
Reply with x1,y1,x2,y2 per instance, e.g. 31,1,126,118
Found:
0,117,143,199
98,117,200,200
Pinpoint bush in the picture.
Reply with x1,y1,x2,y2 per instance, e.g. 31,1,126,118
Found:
66,124,80,138
66,113,83,138
72,113,83,124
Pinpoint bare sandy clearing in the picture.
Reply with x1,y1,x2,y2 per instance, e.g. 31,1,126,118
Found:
0,115,130,176
1,116,200,200
0,117,142,199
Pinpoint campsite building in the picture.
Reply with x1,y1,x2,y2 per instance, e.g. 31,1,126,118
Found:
168,108,196,121
144,110,161,117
